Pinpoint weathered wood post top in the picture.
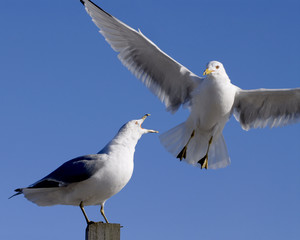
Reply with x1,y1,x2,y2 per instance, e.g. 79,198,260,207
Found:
86,222,121,240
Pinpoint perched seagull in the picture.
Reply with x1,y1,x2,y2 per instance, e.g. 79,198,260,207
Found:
10,114,158,224
80,0,300,169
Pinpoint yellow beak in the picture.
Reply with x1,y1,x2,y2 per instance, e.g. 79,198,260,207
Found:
203,68,214,76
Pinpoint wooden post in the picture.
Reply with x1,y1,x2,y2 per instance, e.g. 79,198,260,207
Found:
85,222,121,240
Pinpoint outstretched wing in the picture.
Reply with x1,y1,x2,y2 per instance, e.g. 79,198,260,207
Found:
27,154,105,188
80,0,202,112
233,88,300,130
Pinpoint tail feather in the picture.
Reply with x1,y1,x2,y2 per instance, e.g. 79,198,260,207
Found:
185,129,209,165
159,122,230,169
19,187,64,206
159,122,193,158
208,134,230,169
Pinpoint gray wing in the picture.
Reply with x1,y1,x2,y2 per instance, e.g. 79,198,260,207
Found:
81,0,202,112
233,88,300,130
28,154,105,188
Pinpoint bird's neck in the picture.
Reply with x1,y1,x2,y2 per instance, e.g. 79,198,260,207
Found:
209,73,231,84
98,131,141,156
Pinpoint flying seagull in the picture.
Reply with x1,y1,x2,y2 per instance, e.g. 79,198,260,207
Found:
10,114,158,224
80,0,300,169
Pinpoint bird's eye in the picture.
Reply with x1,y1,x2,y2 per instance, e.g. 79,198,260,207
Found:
135,121,138,125
216,65,220,69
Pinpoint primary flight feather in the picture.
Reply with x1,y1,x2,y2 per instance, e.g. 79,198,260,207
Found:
80,0,300,169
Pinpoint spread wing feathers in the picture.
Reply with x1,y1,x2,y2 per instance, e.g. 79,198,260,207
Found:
81,0,202,112
233,88,300,130
26,155,103,189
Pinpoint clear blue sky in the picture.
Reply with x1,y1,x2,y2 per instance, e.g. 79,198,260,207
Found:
1,0,300,239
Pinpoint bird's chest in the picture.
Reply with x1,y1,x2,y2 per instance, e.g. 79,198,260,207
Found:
106,154,134,187
79,152,134,205
98,153,134,192
190,79,235,128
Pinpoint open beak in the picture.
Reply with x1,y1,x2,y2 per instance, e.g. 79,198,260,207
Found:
141,114,159,133
141,113,150,121
203,68,214,76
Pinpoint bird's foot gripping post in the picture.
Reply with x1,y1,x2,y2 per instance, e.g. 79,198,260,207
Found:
80,202,94,225
81,202,121,240
176,130,195,160
80,202,109,225
100,205,109,224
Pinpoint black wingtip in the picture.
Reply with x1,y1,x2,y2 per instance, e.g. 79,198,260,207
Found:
8,188,23,199
80,0,113,18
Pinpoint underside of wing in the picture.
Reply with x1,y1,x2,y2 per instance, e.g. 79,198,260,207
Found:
81,0,202,112
233,88,300,130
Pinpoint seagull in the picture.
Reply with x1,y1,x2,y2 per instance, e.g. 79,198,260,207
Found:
80,0,300,169
10,114,158,224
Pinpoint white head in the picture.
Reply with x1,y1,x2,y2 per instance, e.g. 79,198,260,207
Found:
203,61,228,79
98,114,158,154
118,114,158,139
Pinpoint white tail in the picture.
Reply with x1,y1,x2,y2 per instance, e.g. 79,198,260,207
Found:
22,188,64,206
159,122,230,169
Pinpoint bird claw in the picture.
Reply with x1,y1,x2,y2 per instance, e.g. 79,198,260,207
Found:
176,130,195,161
198,155,208,169
176,146,187,160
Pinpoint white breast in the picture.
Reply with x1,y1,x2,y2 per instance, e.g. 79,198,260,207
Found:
189,77,236,130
